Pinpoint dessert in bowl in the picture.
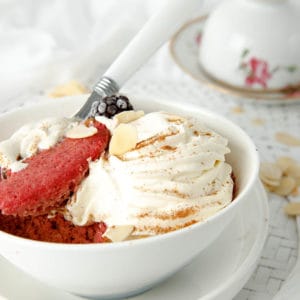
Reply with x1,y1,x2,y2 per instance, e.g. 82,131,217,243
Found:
0,94,259,299
199,0,300,92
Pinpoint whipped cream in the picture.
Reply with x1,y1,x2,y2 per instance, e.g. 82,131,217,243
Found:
0,118,73,171
66,112,234,236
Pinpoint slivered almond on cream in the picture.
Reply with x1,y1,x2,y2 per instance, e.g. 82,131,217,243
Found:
114,110,144,124
65,124,97,139
109,123,137,156
103,225,134,242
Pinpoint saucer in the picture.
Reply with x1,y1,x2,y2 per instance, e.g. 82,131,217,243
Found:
169,16,300,103
0,181,268,300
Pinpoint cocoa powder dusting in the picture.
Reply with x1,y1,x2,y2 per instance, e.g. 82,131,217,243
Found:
139,219,198,235
194,130,211,137
135,131,178,150
166,117,184,125
161,145,177,151
164,188,188,199
138,206,198,221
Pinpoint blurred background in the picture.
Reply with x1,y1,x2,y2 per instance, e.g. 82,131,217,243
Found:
0,0,221,104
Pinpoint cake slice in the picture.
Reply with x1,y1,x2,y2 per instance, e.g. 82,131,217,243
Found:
0,120,109,217
0,213,107,243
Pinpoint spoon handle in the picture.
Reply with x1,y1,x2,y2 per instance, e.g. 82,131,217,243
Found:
75,0,199,119
103,0,199,86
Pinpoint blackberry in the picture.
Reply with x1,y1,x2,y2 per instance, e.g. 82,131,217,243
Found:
91,95,134,118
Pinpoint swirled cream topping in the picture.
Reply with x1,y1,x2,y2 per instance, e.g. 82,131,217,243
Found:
66,112,234,237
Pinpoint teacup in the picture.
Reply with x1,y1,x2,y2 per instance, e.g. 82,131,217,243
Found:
199,0,300,91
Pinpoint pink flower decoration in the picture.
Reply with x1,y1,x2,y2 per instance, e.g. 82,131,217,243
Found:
195,32,202,45
245,57,271,88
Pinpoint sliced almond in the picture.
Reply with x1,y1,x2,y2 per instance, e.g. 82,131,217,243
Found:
259,162,282,186
48,80,89,98
263,184,276,192
114,110,144,124
291,187,299,197
285,164,300,180
284,202,300,216
276,156,297,173
260,176,281,187
65,124,97,139
103,225,134,242
275,132,300,147
109,124,137,156
273,176,296,196
260,175,281,188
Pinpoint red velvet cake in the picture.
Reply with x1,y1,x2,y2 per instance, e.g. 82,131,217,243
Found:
0,120,110,217
0,95,139,244
0,213,107,243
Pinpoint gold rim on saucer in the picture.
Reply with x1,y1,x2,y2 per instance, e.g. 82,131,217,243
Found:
169,15,300,102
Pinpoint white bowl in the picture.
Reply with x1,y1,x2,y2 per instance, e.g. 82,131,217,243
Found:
199,0,300,91
0,95,259,299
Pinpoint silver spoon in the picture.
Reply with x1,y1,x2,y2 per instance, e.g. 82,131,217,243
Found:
74,0,199,119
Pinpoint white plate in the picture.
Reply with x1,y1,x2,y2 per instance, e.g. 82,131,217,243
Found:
169,16,300,103
0,181,268,300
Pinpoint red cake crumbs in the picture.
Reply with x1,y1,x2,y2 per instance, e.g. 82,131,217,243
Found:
0,213,107,243
0,121,110,217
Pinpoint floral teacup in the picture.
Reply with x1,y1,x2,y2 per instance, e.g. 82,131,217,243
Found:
199,0,300,91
